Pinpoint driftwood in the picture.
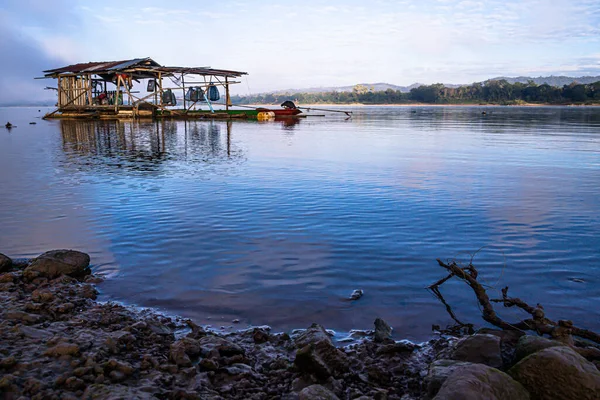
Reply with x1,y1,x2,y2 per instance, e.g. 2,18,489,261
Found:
429,258,600,347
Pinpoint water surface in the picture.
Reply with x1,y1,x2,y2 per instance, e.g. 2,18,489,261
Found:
1,106,599,340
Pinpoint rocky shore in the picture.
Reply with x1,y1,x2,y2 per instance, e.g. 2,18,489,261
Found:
1,250,600,399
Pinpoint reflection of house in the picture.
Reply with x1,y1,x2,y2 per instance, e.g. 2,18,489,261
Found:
41,57,255,120
59,119,242,165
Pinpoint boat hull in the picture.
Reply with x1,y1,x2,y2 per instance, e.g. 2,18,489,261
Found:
256,108,303,116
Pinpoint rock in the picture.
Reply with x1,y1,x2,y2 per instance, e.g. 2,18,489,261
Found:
17,325,53,340
104,359,134,376
425,359,473,398
199,358,219,371
253,328,270,344
513,335,565,364
32,289,54,303
57,302,75,313
349,289,363,300
147,321,172,336
0,356,17,369
294,323,333,349
376,341,418,356
170,342,192,367
44,343,80,357
0,253,12,272
83,384,155,399
433,363,529,400
299,384,340,400
198,336,244,358
374,318,392,343
65,376,85,390
0,273,15,283
5,310,45,324
509,346,600,400
294,341,349,380
109,370,126,382
24,249,90,279
448,334,503,369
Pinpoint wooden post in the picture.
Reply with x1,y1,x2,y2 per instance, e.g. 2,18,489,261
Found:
225,77,231,111
115,75,121,114
158,72,163,107
226,120,232,157
154,78,158,106
57,77,62,108
182,73,186,113
87,74,92,106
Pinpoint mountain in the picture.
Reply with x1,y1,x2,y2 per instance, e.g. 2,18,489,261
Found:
272,82,424,94
264,76,600,96
488,76,600,86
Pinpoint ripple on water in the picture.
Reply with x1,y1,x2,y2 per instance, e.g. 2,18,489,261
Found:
0,106,599,339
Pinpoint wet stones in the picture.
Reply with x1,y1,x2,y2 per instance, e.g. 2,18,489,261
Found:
446,334,503,369
44,343,80,357
24,249,91,280
32,289,54,303
294,323,333,349
513,335,565,364
5,310,45,325
0,356,17,370
433,363,529,400
198,336,245,358
0,253,12,272
170,338,201,367
374,318,393,343
425,359,473,398
299,384,340,400
509,346,600,400
293,324,349,381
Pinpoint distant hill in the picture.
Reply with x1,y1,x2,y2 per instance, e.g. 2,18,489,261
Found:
272,82,425,94
488,76,600,86
265,76,600,96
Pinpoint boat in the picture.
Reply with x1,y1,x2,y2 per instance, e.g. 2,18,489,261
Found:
256,107,303,117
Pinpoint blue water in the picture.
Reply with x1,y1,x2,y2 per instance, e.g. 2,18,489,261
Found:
1,106,599,340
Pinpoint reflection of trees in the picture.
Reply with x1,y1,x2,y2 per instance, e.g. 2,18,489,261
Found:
59,119,244,175
406,107,600,133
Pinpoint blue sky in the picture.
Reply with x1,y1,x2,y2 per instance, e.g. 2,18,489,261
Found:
1,0,599,103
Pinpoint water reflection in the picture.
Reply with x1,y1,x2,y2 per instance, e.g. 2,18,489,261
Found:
59,119,244,175
1,106,599,340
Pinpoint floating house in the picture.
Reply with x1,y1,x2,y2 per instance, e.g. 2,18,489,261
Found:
40,57,257,120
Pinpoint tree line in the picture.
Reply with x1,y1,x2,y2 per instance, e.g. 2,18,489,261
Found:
231,80,600,105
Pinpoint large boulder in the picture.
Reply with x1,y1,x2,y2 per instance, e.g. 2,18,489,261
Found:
293,324,349,380
24,250,91,279
513,335,565,364
447,334,503,369
433,363,529,400
509,346,600,400
425,359,473,399
0,253,12,272
299,384,340,400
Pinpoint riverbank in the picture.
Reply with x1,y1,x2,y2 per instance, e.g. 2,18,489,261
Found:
241,102,600,108
1,250,599,399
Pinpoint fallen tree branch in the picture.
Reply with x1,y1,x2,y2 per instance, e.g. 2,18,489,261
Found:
431,258,600,346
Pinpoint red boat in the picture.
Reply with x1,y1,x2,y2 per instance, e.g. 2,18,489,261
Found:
256,107,303,116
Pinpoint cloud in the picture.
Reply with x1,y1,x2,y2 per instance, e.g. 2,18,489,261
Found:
0,1,84,105
1,0,599,100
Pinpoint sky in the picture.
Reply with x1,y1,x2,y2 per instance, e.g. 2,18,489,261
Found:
1,0,599,104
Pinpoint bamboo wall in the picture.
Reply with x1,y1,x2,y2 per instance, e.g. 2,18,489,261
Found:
58,75,92,108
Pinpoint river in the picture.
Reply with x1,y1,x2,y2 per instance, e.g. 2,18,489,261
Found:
1,105,599,340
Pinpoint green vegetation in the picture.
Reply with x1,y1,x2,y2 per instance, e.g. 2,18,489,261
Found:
232,80,600,105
